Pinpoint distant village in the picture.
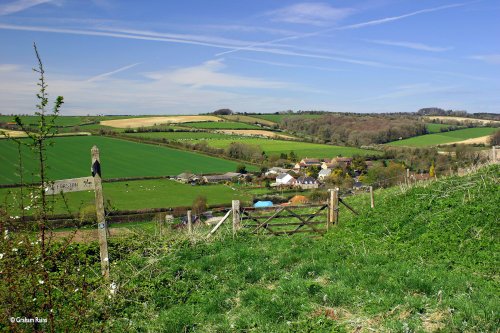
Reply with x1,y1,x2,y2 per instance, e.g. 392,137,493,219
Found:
173,156,376,191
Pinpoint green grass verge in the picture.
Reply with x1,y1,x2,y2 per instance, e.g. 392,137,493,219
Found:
387,127,497,147
0,136,256,185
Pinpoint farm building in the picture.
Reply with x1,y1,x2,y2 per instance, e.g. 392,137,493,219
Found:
275,173,296,186
296,176,319,189
293,158,325,170
175,172,198,183
265,167,290,177
317,168,332,181
202,172,242,183
321,162,335,169
331,157,353,169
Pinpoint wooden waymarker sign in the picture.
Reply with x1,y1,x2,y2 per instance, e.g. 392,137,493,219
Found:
45,176,95,195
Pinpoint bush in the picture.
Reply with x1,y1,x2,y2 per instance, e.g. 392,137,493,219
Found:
192,196,207,216
79,204,96,225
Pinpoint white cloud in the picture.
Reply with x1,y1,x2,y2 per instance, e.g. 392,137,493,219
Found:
266,2,352,26
0,64,22,72
0,60,305,115
0,0,54,16
469,54,500,65
143,59,291,89
367,40,452,52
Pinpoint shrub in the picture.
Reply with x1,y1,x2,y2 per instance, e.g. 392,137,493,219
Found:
79,204,96,225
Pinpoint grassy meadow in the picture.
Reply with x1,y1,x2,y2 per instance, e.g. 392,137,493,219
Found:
387,127,497,147
425,123,457,133
94,165,499,332
0,136,255,185
195,137,379,158
220,114,276,126
0,179,254,215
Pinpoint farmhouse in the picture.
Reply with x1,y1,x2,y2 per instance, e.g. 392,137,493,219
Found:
317,168,332,181
293,158,323,170
331,157,353,169
296,176,319,189
321,162,335,169
275,173,296,186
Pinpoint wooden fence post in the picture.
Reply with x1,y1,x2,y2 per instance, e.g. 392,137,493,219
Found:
187,210,193,235
232,200,240,236
91,145,109,279
370,186,374,209
327,189,333,229
492,146,497,162
329,188,339,225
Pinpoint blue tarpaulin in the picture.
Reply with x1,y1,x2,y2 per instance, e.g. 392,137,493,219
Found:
254,201,274,208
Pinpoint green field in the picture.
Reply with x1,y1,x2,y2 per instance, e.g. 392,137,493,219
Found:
0,179,253,214
388,127,497,147
182,121,261,130
190,137,378,158
425,123,457,133
220,115,276,126
0,115,90,127
124,132,241,140
0,136,255,184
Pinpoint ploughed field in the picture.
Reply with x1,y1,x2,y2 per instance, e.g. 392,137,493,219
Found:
387,127,497,147
0,136,254,185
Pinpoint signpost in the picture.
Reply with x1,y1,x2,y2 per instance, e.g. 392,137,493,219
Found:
91,146,109,279
44,145,109,279
45,177,94,195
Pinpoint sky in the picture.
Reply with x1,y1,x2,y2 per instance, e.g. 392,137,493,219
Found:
0,0,499,115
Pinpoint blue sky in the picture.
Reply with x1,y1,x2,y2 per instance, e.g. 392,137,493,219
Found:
0,0,499,115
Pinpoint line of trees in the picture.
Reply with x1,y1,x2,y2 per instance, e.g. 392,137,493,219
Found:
279,114,427,146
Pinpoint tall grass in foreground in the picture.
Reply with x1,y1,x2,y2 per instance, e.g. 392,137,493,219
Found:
101,164,499,332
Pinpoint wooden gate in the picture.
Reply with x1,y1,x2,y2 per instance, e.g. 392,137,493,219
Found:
240,204,328,235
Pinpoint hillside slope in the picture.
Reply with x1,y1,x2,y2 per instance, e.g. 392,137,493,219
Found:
109,165,499,332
